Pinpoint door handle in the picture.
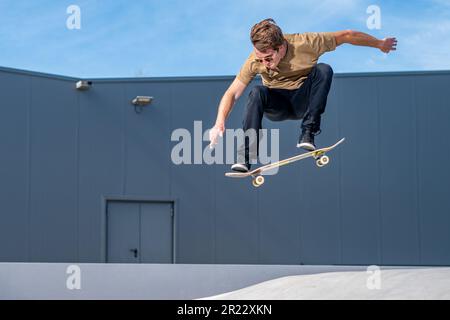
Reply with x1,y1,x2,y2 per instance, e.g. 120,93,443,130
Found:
130,248,138,258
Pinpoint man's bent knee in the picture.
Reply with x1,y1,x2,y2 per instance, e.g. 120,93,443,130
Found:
316,63,334,80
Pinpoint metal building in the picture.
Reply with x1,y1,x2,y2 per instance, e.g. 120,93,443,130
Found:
1,66,449,266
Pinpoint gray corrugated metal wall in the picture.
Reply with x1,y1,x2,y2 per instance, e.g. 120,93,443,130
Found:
0,66,449,265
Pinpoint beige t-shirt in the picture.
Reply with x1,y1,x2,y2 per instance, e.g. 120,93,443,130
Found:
237,32,337,90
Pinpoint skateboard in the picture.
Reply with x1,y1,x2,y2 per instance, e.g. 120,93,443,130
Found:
225,138,345,187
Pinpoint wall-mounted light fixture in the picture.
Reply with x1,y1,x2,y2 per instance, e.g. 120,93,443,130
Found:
132,96,154,114
132,96,153,106
76,80,92,91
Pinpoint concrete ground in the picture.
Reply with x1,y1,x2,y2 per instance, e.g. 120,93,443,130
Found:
201,267,450,300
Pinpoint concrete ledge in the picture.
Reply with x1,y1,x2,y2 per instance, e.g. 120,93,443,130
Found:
0,263,372,300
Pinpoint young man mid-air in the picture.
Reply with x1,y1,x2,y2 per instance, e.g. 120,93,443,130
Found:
209,19,397,172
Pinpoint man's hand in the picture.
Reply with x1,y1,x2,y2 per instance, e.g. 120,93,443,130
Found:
209,123,225,149
379,37,397,53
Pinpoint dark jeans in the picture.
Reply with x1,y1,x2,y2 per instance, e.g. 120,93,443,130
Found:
239,63,334,164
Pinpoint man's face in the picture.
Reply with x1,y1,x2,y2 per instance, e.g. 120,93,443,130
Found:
254,46,283,70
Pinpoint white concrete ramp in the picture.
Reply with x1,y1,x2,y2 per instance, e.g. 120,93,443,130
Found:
202,268,450,300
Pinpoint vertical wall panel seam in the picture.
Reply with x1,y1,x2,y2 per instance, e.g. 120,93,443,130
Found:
376,78,383,265
298,129,305,263
257,186,260,264
297,113,304,263
27,76,32,261
412,78,421,264
139,203,142,263
168,83,177,262
213,154,217,264
414,77,423,264
168,84,173,198
337,81,343,265
166,86,171,197
76,85,80,262
298,173,302,264
425,77,431,263
213,136,217,264
210,131,216,264
375,78,383,265
123,85,127,195
212,84,219,264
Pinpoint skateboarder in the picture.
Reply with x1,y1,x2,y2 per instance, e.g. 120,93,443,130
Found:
209,18,397,172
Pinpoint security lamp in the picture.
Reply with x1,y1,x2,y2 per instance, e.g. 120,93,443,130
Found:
76,80,92,90
132,96,153,106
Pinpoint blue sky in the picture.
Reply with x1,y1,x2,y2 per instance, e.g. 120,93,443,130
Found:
0,0,449,78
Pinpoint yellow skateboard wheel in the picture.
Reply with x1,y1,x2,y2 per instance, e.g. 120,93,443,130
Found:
252,175,265,187
316,155,330,168
320,155,330,165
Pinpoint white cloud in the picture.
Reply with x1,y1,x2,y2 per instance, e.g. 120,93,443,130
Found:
389,16,450,70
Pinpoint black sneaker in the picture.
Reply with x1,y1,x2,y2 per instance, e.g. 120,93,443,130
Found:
231,163,251,173
297,129,316,151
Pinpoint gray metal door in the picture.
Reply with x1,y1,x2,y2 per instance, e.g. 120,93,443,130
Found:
107,201,173,263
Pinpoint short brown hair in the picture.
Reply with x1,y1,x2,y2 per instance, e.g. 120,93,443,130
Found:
250,18,284,52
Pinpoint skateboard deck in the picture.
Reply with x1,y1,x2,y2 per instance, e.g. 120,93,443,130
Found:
225,138,345,187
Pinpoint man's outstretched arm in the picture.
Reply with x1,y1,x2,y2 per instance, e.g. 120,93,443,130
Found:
209,77,247,149
333,30,397,53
